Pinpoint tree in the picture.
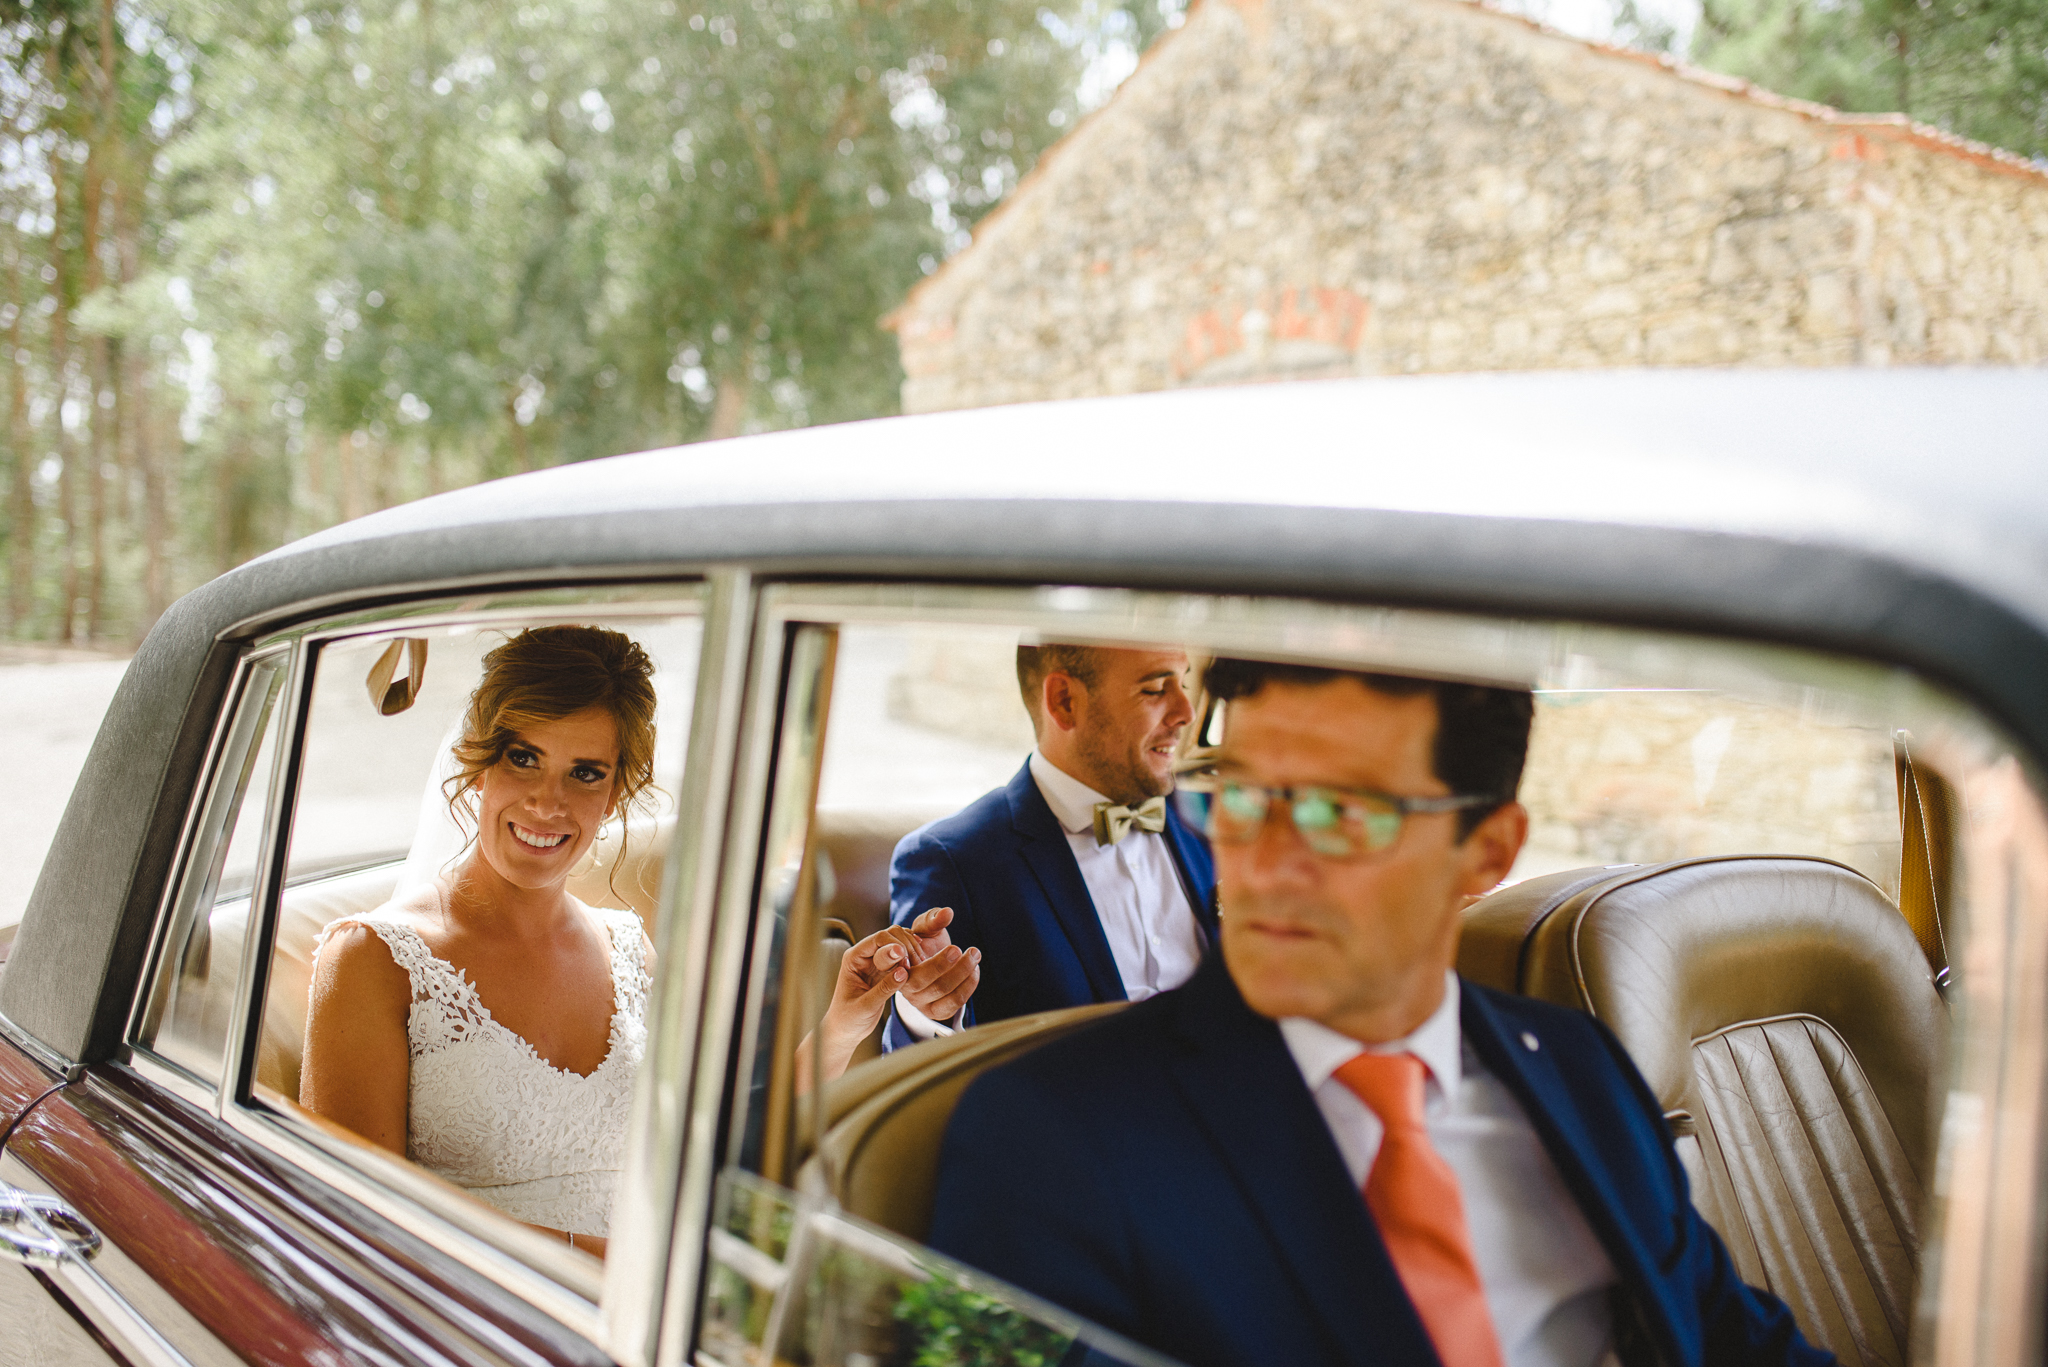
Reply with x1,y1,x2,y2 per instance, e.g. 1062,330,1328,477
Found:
1688,0,2048,161
0,0,1159,641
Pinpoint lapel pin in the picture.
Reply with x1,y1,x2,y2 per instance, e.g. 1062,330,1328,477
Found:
1521,1032,1541,1052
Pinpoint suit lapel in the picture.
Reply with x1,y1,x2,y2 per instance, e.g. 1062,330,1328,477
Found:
1005,762,1127,1003
1164,958,1443,1367
1458,986,1673,1334
1164,801,1220,944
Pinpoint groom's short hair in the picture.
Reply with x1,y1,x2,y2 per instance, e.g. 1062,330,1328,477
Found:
1016,643,1104,727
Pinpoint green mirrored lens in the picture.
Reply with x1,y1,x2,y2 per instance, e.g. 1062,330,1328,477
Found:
1360,807,1404,850
1291,789,1355,857
1208,782,1269,842
1291,790,1340,831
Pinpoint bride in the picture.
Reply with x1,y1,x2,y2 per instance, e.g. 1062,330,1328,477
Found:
301,623,983,1258
301,624,660,1257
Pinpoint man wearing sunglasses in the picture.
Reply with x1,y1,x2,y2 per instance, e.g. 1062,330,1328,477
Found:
882,642,1217,1048
927,658,1832,1367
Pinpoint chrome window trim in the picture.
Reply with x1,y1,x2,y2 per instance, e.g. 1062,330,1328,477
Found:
651,575,798,1367
215,1099,602,1331
122,1053,217,1117
722,625,838,1176
219,641,305,1121
0,1009,83,1084
125,645,293,1097
235,574,718,649
761,582,1976,722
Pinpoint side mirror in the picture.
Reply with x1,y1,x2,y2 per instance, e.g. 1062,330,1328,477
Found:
365,638,429,716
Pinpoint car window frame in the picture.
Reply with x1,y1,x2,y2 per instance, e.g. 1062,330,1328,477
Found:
126,643,295,1113
120,573,723,1362
664,576,2048,1367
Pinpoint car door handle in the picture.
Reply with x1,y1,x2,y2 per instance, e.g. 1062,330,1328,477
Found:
0,1187,103,1267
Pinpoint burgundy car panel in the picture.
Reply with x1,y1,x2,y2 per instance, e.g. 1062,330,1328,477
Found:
2,1060,614,1367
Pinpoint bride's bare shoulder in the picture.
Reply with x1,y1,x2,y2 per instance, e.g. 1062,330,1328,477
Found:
310,885,441,999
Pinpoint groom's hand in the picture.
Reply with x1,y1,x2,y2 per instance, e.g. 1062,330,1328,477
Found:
901,906,980,1023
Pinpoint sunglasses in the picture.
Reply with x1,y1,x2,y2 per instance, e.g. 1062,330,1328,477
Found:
1174,768,1498,859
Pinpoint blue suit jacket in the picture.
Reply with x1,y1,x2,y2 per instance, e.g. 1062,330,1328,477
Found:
887,760,1218,1042
928,954,1835,1367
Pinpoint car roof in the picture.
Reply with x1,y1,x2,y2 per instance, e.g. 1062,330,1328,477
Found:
6,367,2046,1064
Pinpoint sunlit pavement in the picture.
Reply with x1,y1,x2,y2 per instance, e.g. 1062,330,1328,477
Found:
3,649,132,936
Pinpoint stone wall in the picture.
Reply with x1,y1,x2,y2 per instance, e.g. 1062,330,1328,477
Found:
890,0,2048,412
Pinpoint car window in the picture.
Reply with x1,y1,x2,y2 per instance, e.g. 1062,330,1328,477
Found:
184,597,705,1300
703,585,2001,1367
134,649,290,1087
703,618,1190,1367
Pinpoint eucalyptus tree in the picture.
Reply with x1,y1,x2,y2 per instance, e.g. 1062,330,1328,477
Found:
594,0,1088,439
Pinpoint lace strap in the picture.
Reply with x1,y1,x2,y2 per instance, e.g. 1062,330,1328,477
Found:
599,908,650,1018
318,917,487,1056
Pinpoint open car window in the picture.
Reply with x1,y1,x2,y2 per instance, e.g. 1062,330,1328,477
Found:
126,588,710,1333
699,581,2039,1367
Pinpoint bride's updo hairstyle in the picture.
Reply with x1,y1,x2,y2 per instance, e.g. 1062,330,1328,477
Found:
445,625,660,849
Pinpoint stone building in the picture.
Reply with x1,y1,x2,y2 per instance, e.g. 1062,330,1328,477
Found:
886,0,2048,412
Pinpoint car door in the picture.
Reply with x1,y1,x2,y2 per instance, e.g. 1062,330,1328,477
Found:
1,581,717,1367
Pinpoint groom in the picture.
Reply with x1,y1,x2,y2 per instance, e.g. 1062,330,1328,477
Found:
883,642,1217,1046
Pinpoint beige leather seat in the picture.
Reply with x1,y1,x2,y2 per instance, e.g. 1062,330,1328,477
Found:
1459,857,1944,1367
793,1003,1125,1242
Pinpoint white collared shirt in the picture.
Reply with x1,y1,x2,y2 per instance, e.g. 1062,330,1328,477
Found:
1279,974,1620,1367
1029,749,1204,1002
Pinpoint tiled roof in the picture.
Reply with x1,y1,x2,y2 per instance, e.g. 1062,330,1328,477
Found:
886,0,2048,326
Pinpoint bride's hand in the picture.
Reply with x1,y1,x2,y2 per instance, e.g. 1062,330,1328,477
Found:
797,928,919,1091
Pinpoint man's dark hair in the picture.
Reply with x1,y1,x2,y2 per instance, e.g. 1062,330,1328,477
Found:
1202,657,1533,838
1016,643,1103,724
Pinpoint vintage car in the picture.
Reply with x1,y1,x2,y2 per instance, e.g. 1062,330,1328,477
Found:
1,367,2044,1367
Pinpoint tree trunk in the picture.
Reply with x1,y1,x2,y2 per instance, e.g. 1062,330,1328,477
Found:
337,432,365,522
6,241,32,638
81,0,117,642
45,49,78,645
506,389,532,473
708,367,751,440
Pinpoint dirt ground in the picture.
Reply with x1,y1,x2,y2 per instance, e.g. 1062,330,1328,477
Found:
3,647,132,933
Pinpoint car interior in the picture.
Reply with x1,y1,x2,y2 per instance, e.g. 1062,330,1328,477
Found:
126,592,1981,1367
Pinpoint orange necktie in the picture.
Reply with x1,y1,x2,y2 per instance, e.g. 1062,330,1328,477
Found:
1334,1052,1506,1367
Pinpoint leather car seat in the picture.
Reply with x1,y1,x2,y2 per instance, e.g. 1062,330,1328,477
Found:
792,1002,1125,1242
814,809,944,941
1459,857,1944,1367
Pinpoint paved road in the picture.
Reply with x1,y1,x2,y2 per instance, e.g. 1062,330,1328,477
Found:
4,654,132,933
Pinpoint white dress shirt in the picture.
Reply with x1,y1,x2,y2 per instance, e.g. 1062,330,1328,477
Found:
1279,974,1620,1367
1029,750,1204,1002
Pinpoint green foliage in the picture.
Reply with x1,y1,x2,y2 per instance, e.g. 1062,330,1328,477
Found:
892,1276,1073,1367
4,0,1158,642
1688,0,2048,160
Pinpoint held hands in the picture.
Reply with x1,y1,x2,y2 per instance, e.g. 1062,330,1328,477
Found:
896,906,980,1024
800,907,981,1091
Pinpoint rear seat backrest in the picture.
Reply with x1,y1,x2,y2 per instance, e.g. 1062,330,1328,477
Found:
1460,856,1944,1367
793,1002,1126,1242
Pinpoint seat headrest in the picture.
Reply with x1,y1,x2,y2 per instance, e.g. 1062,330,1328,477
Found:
1511,857,1943,1164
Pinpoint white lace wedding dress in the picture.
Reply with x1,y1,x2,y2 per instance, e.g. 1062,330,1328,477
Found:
320,884,650,1237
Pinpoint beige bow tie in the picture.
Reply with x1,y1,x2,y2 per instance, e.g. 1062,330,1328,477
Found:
1093,796,1168,846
